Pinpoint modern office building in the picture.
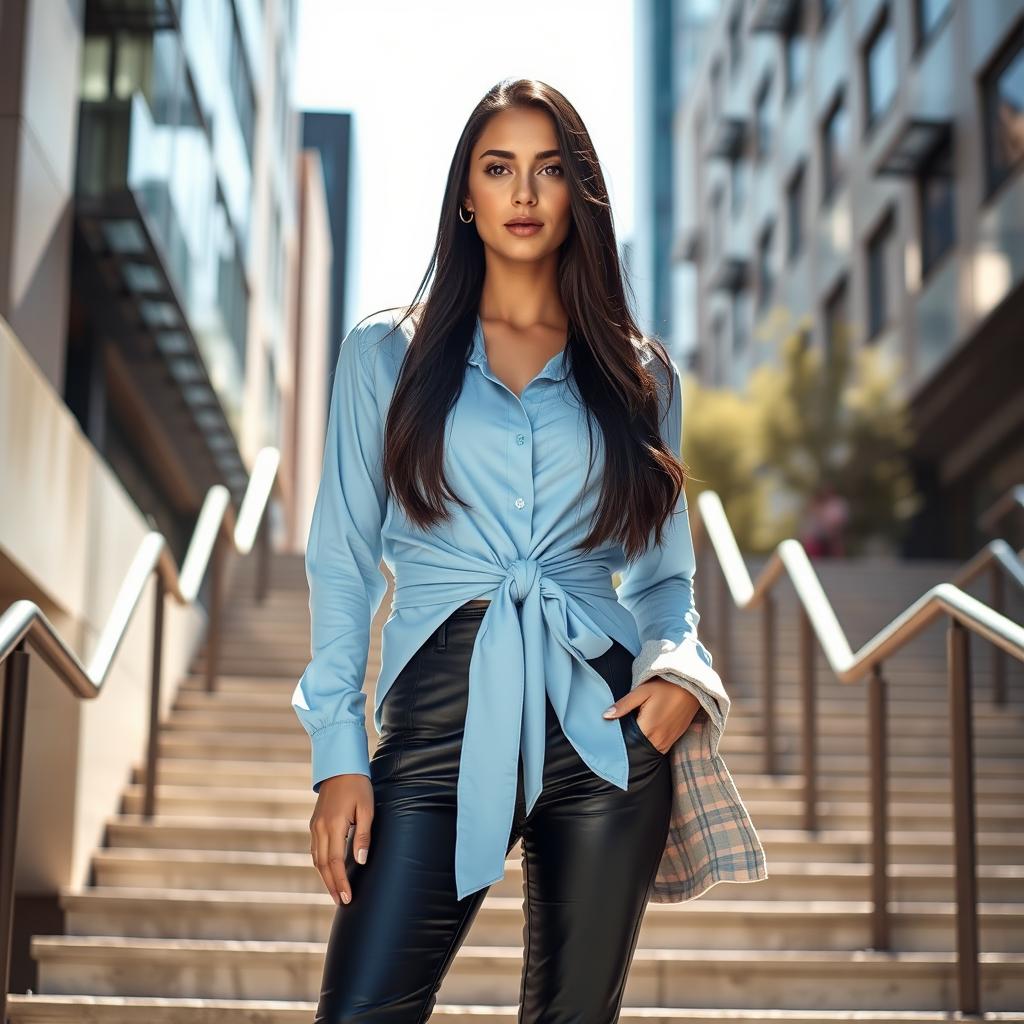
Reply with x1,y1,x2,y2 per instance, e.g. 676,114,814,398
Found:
669,0,1024,557
301,110,354,405
67,0,301,555
633,0,718,355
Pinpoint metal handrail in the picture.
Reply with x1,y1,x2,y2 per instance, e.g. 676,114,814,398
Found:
978,482,1024,535
970,484,1024,707
0,446,280,1021
690,488,1024,1018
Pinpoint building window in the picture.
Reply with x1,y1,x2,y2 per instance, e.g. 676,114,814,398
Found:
729,156,745,217
755,75,773,158
710,56,723,117
786,165,805,261
757,223,775,311
81,36,112,100
821,92,849,203
710,185,725,261
866,209,895,339
728,3,744,77
731,290,749,358
824,276,849,363
864,8,898,130
915,0,952,47
711,313,725,386
819,0,839,29
919,135,955,277
983,25,1024,196
227,7,256,160
784,7,807,98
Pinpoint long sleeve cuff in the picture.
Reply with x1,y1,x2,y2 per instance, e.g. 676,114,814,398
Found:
630,637,731,756
310,720,372,792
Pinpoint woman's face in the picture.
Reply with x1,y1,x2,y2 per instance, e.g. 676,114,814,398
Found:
463,106,572,261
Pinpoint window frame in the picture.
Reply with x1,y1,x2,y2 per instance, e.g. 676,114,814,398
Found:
862,6,898,135
865,206,896,340
917,133,956,280
981,21,1024,199
914,0,953,53
820,90,848,205
786,163,806,263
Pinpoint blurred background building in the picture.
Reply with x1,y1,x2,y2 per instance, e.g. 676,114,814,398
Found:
0,0,347,562
0,0,348,977
635,0,1024,559
633,0,717,357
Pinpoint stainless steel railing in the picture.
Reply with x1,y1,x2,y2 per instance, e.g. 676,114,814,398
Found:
0,446,280,1021
689,486,1024,1016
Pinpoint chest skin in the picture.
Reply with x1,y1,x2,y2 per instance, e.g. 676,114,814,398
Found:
478,318,568,400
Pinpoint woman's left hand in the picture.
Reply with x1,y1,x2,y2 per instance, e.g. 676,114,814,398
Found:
602,677,702,754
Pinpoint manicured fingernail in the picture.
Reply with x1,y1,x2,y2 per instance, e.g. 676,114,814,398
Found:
356,848,367,864
341,891,351,904
603,707,618,718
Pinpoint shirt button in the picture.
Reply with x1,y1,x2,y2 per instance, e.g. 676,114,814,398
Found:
514,497,526,509
516,433,526,445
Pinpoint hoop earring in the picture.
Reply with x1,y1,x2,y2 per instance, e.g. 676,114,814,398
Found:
459,206,475,224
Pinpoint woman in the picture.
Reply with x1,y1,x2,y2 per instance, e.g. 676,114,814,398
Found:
293,78,766,1023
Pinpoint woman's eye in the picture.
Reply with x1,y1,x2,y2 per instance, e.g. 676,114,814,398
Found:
484,164,563,177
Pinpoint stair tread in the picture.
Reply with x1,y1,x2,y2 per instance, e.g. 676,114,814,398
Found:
56,885,1024,917
10,993,1023,1022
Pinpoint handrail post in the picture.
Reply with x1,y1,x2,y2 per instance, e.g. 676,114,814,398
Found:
989,564,1006,707
255,513,270,605
143,571,166,821
868,662,889,950
715,555,731,696
948,620,980,1015
205,531,225,693
799,606,817,832
1,642,30,1024
762,593,776,775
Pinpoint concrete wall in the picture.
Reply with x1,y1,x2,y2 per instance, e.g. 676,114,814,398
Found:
0,315,205,893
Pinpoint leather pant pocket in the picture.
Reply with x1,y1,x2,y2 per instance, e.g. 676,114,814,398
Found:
625,708,670,757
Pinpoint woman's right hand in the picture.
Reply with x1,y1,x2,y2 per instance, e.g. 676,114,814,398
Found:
310,774,374,905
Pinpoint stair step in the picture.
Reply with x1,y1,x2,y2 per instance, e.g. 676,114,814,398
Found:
717,753,1024,778
87,845,1024,899
28,935,1024,1010
154,726,1024,762
56,886,1024,952
101,815,1024,865
170,686,1024,721
133,760,1024,801
141,749,1024,783
11,993,1023,1024
114,783,1024,832
161,703,1024,740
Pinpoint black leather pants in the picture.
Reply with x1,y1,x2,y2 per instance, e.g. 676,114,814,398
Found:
313,602,673,1023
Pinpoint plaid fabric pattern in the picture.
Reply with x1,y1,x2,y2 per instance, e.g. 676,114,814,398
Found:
631,638,769,903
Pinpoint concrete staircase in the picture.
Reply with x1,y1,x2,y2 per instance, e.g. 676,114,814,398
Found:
7,552,1024,1022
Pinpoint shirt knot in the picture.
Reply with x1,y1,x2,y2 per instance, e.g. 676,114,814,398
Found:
506,557,541,605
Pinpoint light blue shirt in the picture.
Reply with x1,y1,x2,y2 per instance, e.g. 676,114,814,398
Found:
292,310,715,902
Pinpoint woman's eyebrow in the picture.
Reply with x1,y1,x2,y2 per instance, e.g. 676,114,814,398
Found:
478,149,562,160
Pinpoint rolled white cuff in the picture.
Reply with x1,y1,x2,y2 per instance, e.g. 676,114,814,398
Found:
630,637,730,754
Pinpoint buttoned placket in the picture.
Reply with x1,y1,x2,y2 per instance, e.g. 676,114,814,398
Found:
467,316,568,558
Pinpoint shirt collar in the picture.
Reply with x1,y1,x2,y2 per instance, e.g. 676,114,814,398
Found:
468,314,568,383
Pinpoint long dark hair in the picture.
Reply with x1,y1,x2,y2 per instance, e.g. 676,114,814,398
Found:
368,77,686,562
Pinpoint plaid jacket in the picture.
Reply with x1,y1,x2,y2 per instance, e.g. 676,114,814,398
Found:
631,638,769,902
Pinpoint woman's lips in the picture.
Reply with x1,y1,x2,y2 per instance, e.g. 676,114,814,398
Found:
505,222,543,236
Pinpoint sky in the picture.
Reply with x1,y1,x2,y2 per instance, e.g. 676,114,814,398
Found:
294,0,637,335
